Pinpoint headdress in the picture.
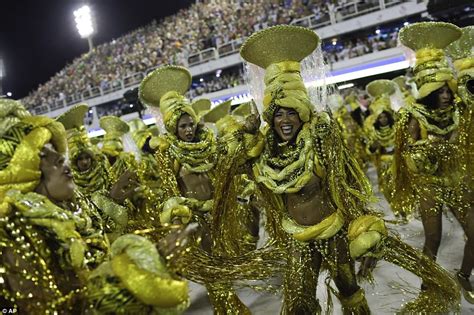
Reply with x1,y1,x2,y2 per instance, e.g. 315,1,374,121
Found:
366,79,396,116
191,98,212,120
445,26,474,102
398,22,462,99
0,99,66,200
100,116,130,157
240,25,319,123
56,104,93,161
139,65,197,133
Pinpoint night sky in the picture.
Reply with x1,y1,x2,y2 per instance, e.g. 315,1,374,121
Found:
0,0,193,98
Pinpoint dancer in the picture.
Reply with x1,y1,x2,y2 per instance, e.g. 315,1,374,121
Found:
127,118,162,228
240,25,460,314
57,104,111,196
363,80,399,216
394,21,472,301
139,65,251,314
445,25,474,303
0,99,90,312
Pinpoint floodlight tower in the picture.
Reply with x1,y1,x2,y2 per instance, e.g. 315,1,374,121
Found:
74,5,95,52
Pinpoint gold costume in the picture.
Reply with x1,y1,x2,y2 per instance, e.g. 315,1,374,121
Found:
100,116,137,184
127,118,162,229
240,25,460,313
0,100,87,312
87,234,189,314
363,80,398,215
140,65,251,314
393,22,467,218
446,26,474,193
335,94,370,170
57,104,111,196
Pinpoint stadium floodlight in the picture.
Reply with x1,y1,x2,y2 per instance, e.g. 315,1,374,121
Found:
74,5,95,51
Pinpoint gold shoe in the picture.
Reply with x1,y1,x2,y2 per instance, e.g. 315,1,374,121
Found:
456,271,474,304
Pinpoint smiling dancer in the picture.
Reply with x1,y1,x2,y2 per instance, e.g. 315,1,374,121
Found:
240,25,460,314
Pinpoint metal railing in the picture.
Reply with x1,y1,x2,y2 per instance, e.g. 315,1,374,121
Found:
334,1,382,22
30,0,413,114
291,13,331,29
188,48,219,66
217,38,246,57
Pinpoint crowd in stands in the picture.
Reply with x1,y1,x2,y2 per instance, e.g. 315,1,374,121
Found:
22,0,400,110
323,28,399,64
188,71,244,98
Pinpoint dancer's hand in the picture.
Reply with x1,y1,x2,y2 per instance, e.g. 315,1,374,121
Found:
244,113,261,134
109,170,139,204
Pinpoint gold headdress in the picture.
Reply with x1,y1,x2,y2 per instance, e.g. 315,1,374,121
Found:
366,79,396,116
128,118,152,150
201,100,233,136
191,98,212,120
398,22,462,99
0,99,66,200
100,116,130,157
231,101,253,117
202,99,232,123
445,26,474,102
240,25,319,123
56,104,92,161
139,65,197,133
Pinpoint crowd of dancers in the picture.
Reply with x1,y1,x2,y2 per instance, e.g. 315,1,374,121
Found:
0,21,472,314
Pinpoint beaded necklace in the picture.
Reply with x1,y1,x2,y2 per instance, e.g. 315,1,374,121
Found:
167,127,216,173
374,125,395,147
254,123,316,194
408,103,459,135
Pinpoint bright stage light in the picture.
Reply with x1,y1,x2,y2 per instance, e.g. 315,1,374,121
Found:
74,5,94,38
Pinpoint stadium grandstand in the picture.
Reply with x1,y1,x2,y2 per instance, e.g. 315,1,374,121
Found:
19,0,462,134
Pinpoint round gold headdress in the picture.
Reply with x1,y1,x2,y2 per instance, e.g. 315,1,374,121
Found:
56,104,92,160
100,116,130,157
445,26,474,102
139,65,192,108
240,25,319,123
139,65,197,133
366,79,396,114
398,22,462,99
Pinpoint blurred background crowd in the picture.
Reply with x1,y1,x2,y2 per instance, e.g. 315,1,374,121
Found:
21,0,399,110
